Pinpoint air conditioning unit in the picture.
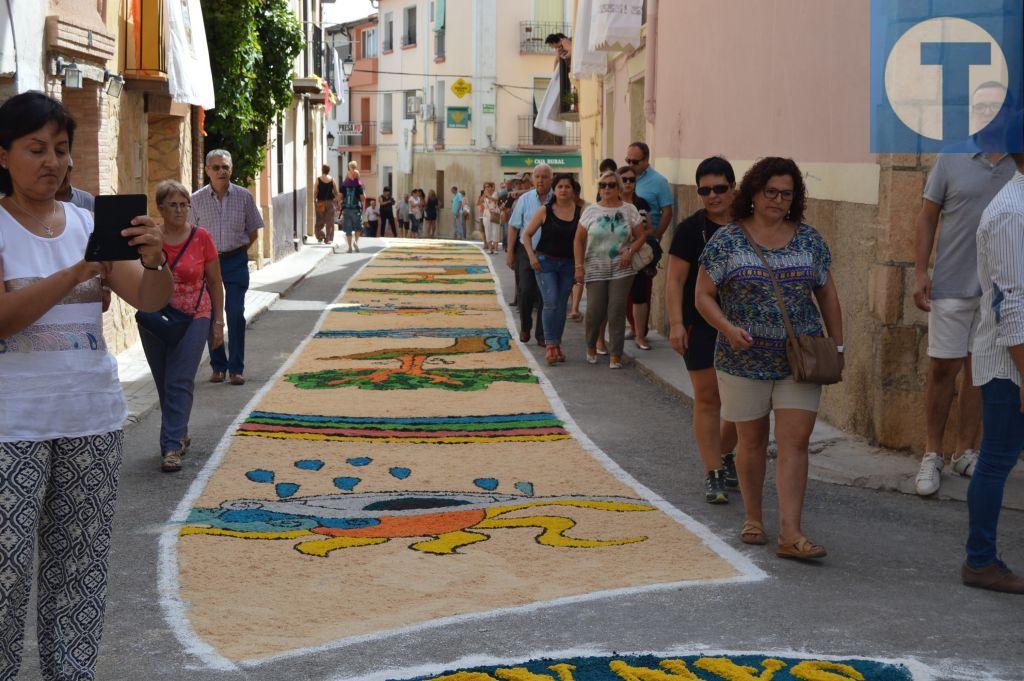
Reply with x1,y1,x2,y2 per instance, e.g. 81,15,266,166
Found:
421,104,435,121
406,96,424,116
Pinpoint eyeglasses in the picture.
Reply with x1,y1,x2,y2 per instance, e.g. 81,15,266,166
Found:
621,177,637,184
162,202,190,211
697,184,731,196
625,158,643,165
598,182,618,190
763,187,794,201
208,164,231,172
972,102,1003,115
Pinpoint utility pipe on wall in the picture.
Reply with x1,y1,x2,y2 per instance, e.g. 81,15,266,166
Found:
643,0,657,124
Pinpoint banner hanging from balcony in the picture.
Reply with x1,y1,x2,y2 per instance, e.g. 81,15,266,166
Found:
571,0,607,79
398,119,415,173
534,65,567,137
589,0,644,53
0,0,44,91
164,0,216,109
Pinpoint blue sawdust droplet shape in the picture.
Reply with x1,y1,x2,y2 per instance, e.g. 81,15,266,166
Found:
346,457,373,467
514,481,534,497
474,477,499,491
334,476,361,491
246,469,275,484
294,459,325,471
389,467,411,480
275,483,300,498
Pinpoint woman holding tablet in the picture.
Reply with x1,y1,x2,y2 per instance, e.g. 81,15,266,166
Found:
0,92,171,679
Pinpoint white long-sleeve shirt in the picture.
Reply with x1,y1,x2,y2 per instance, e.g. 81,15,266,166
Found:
973,170,1024,387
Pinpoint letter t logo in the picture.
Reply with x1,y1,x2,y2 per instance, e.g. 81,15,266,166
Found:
920,42,992,140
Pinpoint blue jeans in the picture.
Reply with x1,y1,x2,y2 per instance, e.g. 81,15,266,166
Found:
210,249,249,375
453,212,466,239
534,254,574,346
967,378,1024,567
141,316,211,452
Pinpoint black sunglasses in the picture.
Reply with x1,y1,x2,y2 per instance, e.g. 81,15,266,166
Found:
620,176,637,183
697,184,731,196
625,158,643,165
598,182,618,190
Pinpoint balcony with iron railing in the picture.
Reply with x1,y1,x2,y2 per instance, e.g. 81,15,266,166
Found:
519,22,571,54
336,122,377,150
518,115,579,149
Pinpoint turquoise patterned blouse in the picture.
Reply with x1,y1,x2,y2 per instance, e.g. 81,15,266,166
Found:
699,223,832,380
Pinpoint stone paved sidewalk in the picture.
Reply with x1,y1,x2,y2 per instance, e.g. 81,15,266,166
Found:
622,331,1024,511
117,243,335,423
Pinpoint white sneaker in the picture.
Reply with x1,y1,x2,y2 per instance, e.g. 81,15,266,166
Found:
915,452,943,496
951,449,979,477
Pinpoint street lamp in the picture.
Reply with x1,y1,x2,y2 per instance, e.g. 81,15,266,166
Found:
103,69,124,98
326,131,336,149
342,55,354,80
56,58,83,89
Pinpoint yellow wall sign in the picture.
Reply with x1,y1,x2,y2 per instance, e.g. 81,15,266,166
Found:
451,78,473,99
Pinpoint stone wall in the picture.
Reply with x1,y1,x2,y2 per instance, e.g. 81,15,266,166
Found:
651,160,942,454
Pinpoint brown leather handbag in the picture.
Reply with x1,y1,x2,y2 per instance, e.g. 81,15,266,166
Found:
740,227,843,385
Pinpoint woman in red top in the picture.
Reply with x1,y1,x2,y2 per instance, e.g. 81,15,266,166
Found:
140,180,225,472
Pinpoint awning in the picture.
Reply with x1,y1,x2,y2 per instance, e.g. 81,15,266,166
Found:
589,0,643,53
434,0,445,32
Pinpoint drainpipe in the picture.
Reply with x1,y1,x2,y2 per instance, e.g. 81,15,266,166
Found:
643,0,657,124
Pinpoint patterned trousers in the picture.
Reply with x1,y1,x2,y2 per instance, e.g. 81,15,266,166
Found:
0,431,124,681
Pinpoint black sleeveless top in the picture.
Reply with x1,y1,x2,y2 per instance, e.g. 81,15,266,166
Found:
536,203,581,259
316,178,334,200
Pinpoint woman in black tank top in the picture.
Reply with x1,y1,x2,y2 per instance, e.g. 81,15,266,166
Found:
521,174,582,365
314,165,339,244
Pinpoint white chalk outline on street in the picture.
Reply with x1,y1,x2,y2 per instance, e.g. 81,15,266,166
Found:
335,646,943,681
156,240,766,672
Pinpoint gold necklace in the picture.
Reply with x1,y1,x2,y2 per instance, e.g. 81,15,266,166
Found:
9,197,58,237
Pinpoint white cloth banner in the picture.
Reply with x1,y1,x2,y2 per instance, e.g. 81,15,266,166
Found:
165,0,216,109
534,65,566,137
0,0,45,91
571,0,607,79
398,119,415,174
333,48,347,107
589,0,644,53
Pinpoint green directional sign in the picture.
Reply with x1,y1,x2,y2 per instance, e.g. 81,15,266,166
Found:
501,154,583,168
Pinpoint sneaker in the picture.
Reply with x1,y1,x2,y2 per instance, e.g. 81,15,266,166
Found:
952,449,979,477
962,560,1024,594
915,452,943,496
721,452,739,489
704,469,729,504
161,450,183,473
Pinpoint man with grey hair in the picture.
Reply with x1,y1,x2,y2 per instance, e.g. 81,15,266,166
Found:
507,163,554,344
189,149,264,386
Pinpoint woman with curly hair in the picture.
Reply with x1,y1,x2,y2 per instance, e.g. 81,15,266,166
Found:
695,157,843,561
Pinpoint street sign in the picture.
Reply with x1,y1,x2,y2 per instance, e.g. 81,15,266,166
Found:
482,103,495,114
338,122,364,135
500,154,582,168
450,78,472,98
447,107,470,128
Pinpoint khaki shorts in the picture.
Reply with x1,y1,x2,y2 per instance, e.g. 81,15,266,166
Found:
716,371,822,422
928,297,981,359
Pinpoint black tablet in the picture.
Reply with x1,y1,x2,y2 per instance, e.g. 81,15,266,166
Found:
85,194,148,262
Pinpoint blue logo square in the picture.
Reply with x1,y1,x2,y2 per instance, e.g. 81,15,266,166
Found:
871,1,1024,153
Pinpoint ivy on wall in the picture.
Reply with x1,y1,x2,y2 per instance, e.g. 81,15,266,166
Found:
201,0,304,185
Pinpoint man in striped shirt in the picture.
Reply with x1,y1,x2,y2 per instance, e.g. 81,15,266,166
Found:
189,149,264,386
964,152,1024,594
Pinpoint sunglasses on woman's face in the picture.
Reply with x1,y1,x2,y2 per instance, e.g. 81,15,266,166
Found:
696,184,730,196
598,182,618,190
621,176,636,184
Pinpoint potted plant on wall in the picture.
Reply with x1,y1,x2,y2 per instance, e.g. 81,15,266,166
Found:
559,89,579,122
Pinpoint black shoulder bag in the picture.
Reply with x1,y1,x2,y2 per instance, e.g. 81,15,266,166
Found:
135,227,206,347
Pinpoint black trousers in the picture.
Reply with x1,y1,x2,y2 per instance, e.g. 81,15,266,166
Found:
379,210,397,237
515,242,544,341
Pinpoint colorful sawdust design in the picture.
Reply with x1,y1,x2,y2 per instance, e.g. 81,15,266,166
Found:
400,654,917,681
166,242,758,667
236,411,572,443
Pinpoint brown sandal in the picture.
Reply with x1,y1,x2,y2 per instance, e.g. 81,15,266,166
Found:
777,536,827,560
740,520,767,545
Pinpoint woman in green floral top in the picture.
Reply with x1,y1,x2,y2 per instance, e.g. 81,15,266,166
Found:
574,170,646,368
696,157,844,562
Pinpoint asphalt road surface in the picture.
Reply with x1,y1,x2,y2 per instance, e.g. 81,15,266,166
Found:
17,244,1023,681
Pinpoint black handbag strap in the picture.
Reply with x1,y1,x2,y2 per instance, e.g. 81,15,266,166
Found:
738,225,797,342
